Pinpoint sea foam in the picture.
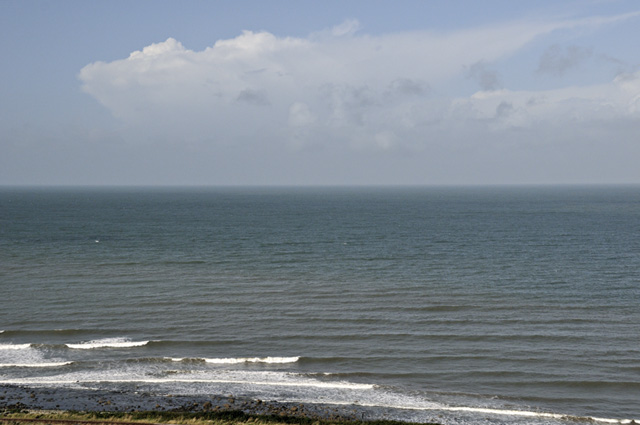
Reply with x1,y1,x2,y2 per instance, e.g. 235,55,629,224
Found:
0,376,372,390
203,356,300,364
0,362,73,368
66,338,149,349
0,343,32,350
165,356,300,364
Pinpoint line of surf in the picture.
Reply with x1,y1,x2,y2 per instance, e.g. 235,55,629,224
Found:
0,362,73,368
0,343,32,350
65,339,150,349
0,378,372,390
167,356,300,364
313,399,639,424
0,341,150,350
0,329,116,337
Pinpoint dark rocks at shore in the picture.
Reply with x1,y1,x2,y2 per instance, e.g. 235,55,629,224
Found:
0,385,383,422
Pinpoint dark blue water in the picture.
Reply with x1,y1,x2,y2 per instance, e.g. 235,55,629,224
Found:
1,186,639,424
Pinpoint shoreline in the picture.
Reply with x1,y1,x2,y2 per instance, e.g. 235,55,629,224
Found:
3,385,639,425
0,385,430,424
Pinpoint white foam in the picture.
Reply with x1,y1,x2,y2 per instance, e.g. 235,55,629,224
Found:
165,357,208,363
0,343,31,350
203,356,300,364
417,405,639,424
165,356,300,364
3,361,633,425
0,362,73,368
0,377,372,390
4,370,635,424
66,338,149,349
314,399,640,424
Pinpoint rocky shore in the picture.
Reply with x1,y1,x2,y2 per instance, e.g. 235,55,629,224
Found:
0,385,421,423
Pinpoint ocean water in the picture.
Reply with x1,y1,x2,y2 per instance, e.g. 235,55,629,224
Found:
1,186,639,424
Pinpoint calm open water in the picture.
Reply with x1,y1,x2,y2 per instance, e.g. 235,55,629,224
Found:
1,186,639,424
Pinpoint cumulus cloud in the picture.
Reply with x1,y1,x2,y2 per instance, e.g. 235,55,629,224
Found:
78,13,640,159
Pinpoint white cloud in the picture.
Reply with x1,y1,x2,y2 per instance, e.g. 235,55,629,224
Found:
329,19,361,37
462,72,640,126
78,13,640,163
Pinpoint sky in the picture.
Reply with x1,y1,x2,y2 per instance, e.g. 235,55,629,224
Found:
1,0,640,186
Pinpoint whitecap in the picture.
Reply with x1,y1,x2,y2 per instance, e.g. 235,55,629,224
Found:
203,356,300,364
66,338,149,349
0,343,32,350
0,361,73,368
0,376,372,390
164,357,205,363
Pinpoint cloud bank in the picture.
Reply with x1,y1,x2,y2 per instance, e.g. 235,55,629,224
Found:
76,13,640,184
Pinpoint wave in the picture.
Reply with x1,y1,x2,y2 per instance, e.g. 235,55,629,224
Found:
145,339,241,349
164,356,300,364
0,339,149,351
390,405,639,425
302,398,639,425
0,343,32,350
0,362,73,368
3,374,635,424
204,356,300,364
308,371,417,380
2,367,635,424
66,338,150,349
0,377,372,390
0,329,146,342
0,329,97,337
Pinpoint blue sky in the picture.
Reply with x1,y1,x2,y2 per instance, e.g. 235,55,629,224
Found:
1,0,639,185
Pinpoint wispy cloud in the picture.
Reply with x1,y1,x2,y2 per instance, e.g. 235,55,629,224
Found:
466,61,502,91
537,44,593,76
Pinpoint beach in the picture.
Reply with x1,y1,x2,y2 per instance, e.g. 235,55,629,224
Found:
5,384,639,425
0,385,431,423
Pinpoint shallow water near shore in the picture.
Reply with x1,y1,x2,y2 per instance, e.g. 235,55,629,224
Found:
1,186,639,424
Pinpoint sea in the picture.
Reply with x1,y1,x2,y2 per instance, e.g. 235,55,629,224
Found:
1,186,639,425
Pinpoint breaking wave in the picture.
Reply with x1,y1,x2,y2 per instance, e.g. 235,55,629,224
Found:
66,338,150,349
204,356,300,364
0,343,33,350
165,356,300,364
0,362,73,368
